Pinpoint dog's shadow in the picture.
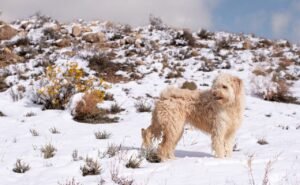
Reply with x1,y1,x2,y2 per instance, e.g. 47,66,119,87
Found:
122,146,213,158
175,149,213,158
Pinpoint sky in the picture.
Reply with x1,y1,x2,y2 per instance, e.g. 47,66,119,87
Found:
0,0,299,43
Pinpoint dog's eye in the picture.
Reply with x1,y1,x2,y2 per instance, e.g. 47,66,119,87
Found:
222,85,228,89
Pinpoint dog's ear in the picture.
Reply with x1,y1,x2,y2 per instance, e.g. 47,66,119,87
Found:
233,77,243,95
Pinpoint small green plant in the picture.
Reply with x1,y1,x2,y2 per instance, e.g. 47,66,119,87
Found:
41,143,56,159
12,159,30,173
80,157,102,176
95,131,111,139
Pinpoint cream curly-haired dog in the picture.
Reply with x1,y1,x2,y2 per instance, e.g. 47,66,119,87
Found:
141,73,245,161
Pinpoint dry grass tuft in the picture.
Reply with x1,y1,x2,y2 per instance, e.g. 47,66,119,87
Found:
25,112,36,117
95,130,111,140
141,148,161,163
29,129,39,136
41,143,56,159
109,103,125,114
80,157,102,176
0,111,5,117
49,127,60,134
257,138,269,145
58,178,83,185
105,144,122,158
12,159,30,173
125,155,143,168
111,162,134,185
135,100,152,113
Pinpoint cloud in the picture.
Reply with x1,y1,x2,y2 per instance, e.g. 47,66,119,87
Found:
0,0,219,30
271,12,291,36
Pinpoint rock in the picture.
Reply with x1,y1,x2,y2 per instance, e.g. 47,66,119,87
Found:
0,47,24,67
181,81,197,90
0,24,18,40
82,32,105,43
81,27,92,33
243,39,252,50
71,25,81,37
55,38,71,47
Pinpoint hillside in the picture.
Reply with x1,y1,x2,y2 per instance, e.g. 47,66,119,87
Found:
0,15,300,185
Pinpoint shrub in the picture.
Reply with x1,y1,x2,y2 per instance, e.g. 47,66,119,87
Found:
95,131,111,139
36,62,106,110
12,159,30,173
41,143,56,159
182,29,196,47
9,85,25,102
149,14,165,30
125,155,143,168
14,37,30,46
135,100,152,112
104,93,114,101
216,38,230,50
73,90,119,123
80,157,102,176
197,29,213,39
251,71,298,103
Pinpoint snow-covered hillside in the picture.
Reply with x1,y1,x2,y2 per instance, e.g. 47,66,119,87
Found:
0,15,300,185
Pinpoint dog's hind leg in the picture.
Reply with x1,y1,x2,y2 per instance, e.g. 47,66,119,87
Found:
157,122,185,160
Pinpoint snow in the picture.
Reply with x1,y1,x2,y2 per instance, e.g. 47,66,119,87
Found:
1,16,300,185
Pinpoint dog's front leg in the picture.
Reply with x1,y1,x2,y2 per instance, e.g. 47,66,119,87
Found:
211,123,226,158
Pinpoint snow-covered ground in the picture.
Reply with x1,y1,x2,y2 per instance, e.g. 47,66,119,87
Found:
1,15,300,185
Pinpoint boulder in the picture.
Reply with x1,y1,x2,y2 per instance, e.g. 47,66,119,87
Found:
82,32,105,43
55,38,71,47
0,24,18,40
71,25,81,37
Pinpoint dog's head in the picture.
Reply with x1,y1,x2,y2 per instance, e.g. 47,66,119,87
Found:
211,73,243,106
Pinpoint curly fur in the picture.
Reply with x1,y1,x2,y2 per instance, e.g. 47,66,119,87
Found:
141,73,245,161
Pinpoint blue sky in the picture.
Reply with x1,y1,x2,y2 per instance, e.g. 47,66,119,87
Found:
0,0,299,43
212,0,300,42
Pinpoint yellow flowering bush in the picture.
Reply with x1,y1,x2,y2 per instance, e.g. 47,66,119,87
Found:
37,62,107,109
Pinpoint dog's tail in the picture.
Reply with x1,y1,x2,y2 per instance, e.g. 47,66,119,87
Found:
160,86,200,100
